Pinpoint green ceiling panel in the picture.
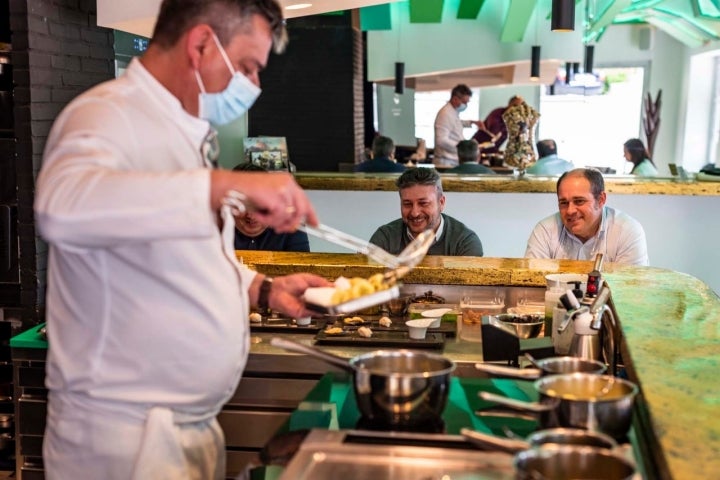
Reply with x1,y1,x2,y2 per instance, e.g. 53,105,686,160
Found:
697,0,720,18
360,4,393,31
457,0,487,19
500,0,538,43
409,0,445,23
586,0,633,42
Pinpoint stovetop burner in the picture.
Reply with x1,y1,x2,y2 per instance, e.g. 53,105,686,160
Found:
355,416,446,434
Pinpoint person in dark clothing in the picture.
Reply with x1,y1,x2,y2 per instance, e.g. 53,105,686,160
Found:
354,135,406,173
369,168,483,256
472,95,524,154
445,140,496,174
232,162,310,251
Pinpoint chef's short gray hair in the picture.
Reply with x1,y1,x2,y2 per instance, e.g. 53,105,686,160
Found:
152,0,288,54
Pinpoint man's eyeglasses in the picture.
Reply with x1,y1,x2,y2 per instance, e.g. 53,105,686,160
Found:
201,128,220,169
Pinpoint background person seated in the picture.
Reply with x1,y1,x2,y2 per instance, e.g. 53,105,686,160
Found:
354,135,406,173
232,163,310,252
624,138,658,176
369,168,484,256
526,139,574,175
525,168,648,265
445,140,496,174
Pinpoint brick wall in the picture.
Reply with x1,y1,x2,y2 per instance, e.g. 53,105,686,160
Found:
9,0,114,324
249,12,364,171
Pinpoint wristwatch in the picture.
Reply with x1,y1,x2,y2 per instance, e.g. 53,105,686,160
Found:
258,277,273,312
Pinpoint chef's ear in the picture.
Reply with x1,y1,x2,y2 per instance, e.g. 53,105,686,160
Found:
186,24,215,69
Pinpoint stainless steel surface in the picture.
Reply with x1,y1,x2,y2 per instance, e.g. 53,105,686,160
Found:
279,429,516,480
514,444,635,480
462,427,618,454
270,337,455,428
482,373,639,441
568,332,602,362
475,356,606,380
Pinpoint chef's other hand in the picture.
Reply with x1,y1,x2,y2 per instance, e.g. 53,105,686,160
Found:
211,170,319,232
255,274,332,319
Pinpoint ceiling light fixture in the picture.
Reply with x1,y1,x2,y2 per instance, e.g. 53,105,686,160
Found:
285,3,312,10
565,62,572,84
530,46,541,80
395,62,405,94
584,44,594,74
551,0,575,32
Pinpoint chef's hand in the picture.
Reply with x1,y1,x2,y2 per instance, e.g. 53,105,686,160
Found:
250,274,332,319
211,170,318,232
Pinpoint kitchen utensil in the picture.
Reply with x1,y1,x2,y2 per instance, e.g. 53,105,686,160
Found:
514,444,636,480
474,356,607,380
478,373,638,440
300,224,435,278
269,337,455,427
461,427,617,454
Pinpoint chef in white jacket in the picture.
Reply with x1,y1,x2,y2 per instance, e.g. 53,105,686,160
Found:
33,1,330,478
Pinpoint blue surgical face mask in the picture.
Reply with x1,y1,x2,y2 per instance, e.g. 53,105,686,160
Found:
456,103,468,113
195,33,261,126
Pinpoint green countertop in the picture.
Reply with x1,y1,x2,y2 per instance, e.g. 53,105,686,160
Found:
605,267,720,479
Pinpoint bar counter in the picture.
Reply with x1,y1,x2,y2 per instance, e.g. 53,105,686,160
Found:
242,251,720,480
293,172,720,196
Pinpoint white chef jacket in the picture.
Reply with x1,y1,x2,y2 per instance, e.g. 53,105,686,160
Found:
524,206,649,266
433,102,474,168
35,58,256,476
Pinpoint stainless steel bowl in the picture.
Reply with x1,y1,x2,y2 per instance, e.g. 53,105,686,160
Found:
495,313,544,339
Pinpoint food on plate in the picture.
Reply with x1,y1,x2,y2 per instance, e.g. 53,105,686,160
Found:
343,316,365,325
330,274,391,305
463,309,483,324
357,326,373,338
324,327,344,335
249,312,262,323
378,316,392,327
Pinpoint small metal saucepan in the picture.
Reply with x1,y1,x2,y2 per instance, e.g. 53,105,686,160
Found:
461,427,617,454
479,373,638,441
475,356,607,380
514,444,636,480
270,337,455,428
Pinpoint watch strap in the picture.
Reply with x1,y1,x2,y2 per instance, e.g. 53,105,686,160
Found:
258,277,273,312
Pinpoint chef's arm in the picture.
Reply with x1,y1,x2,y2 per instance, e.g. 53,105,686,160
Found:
247,273,333,318
210,169,319,233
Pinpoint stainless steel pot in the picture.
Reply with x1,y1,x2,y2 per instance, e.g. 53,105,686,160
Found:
514,444,636,480
461,427,617,454
479,373,638,440
270,337,455,428
475,356,607,380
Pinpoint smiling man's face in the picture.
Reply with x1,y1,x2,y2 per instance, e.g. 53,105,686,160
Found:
400,184,445,236
557,175,606,242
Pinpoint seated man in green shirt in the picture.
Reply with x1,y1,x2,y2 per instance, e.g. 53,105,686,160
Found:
369,168,484,256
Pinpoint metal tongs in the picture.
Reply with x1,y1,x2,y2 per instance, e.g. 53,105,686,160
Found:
221,190,434,281
300,223,435,282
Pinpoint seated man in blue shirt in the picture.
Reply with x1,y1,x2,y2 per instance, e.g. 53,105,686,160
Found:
526,139,574,175
354,135,406,173
369,168,483,256
232,163,310,252
445,140,495,174
525,168,648,265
